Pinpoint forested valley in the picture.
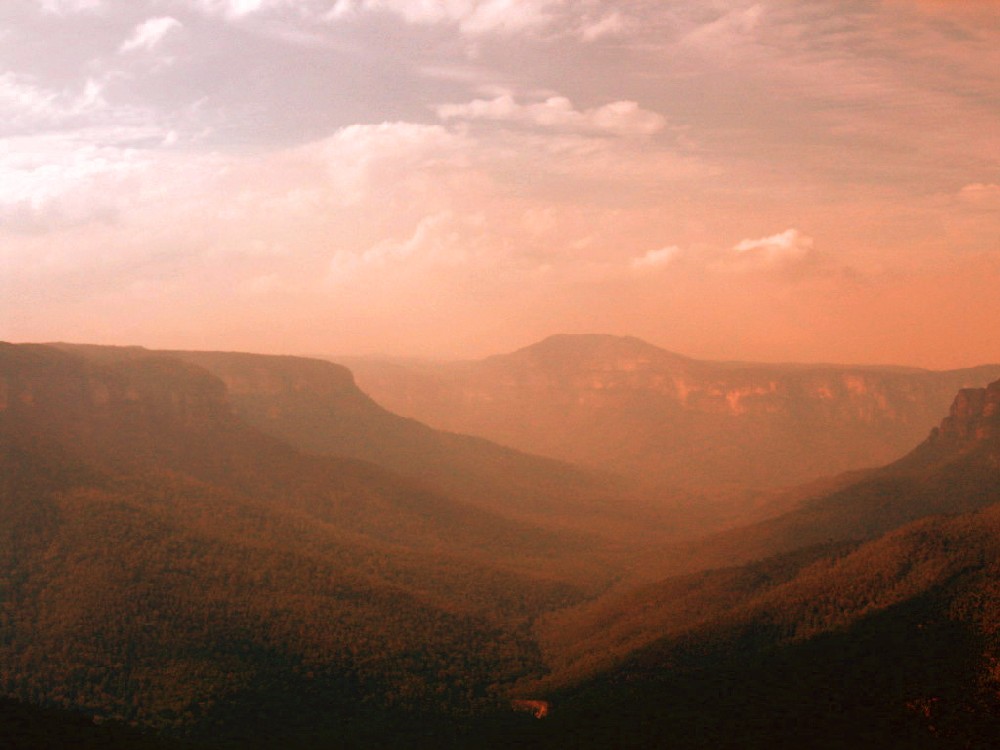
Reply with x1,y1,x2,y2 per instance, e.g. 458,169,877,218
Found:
2,341,1000,747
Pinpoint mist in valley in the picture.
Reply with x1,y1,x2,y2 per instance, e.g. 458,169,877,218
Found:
2,1,999,748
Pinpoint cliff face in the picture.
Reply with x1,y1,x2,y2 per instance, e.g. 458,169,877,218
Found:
0,342,584,742
52,345,673,540
937,380,1000,442
0,345,260,490
345,335,1000,490
167,350,360,400
0,345,230,437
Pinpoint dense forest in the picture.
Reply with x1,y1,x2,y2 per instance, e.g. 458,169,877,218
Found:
3,342,1000,747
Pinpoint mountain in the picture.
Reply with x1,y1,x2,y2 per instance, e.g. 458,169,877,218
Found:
496,379,1000,748
0,342,604,745
342,334,1000,490
637,376,1000,578
164,347,679,540
517,506,1000,749
533,373,1000,686
8,344,592,575
53,344,690,545
7,340,1000,747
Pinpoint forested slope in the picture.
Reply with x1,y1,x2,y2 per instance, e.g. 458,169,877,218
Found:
0,343,588,745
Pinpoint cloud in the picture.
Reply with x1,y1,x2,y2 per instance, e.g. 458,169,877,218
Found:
329,210,483,281
187,0,561,33
311,121,466,205
1,74,62,125
327,0,559,35
187,0,278,19
631,245,680,270
0,131,156,235
119,17,183,54
35,0,103,14
179,0,632,51
184,0,627,43
681,4,763,51
0,74,109,133
437,93,666,136
726,228,816,271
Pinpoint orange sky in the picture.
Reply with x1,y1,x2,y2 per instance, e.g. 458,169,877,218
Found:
1,1,998,368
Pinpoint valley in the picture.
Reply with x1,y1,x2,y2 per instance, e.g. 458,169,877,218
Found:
7,3,996,746
343,334,1000,491
3,339,1000,747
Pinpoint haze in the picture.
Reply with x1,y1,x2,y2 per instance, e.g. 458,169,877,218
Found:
2,0,998,368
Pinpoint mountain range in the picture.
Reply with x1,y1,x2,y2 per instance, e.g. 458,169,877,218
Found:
0,343,598,745
3,338,1000,747
496,376,1000,747
343,334,1000,490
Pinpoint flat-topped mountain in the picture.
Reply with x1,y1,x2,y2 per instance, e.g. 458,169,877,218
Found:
54,343,683,542
342,334,1000,490
0,342,623,743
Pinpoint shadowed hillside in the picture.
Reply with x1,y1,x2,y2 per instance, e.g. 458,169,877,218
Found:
0,343,604,745
5,342,1000,748
514,505,1000,749
494,379,1000,748
631,376,1000,579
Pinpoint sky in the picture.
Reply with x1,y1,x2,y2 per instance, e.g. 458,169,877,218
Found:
1,0,998,368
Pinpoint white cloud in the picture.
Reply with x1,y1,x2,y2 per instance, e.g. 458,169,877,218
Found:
0,74,60,124
631,245,680,270
119,17,183,54
450,0,555,35
36,0,103,14
327,0,559,35
329,210,483,281
681,4,764,50
225,0,269,14
0,74,116,134
186,0,625,44
0,132,153,234
726,228,815,270
437,93,665,136
187,0,277,19
312,121,465,205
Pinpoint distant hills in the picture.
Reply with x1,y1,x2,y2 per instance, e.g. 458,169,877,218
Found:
4,339,1000,748
505,377,1000,747
342,334,1000,490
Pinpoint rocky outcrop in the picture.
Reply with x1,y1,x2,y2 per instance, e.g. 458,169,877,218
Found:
936,380,1000,442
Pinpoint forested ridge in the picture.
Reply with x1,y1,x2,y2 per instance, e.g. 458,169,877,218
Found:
0,344,582,745
3,342,1000,747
